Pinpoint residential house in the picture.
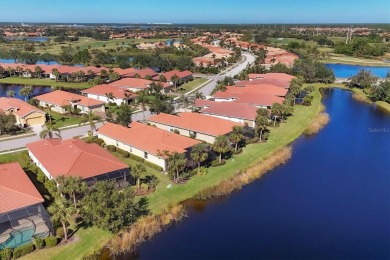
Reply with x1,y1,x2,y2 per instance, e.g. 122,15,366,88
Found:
26,138,130,186
112,78,170,93
153,70,193,86
0,163,52,249
97,122,201,171
81,84,137,105
35,90,105,114
148,112,243,143
0,97,46,126
195,99,258,128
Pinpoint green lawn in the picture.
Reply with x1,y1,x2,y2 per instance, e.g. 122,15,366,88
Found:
321,54,390,67
49,112,84,128
0,77,90,89
177,78,208,94
18,88,322,260
267,37,317,47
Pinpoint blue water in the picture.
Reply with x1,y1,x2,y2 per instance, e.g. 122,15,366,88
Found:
0,59,60,65
0,226,35,249
4,37,49,42
132,89,390,259
325,63,390,78
0,84,52,100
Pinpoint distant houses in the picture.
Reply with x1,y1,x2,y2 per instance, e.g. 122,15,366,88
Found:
148,112,243,144
97,122,201,171
0,162,52,248
35,90,105,114
153,70,193,85
0,97,46,126
81,84,137,105
26,138,130,186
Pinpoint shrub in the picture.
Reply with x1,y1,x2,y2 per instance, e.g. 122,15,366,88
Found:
106,145,116,152
173,129,180,134
233,148,243,155
129,154,145,163
56,227,65,239
302,95,314,106
94,138,105,146
12,243,34,259
37,171,47,183
189,133,196,139
211,160,226,167
116,148,130,158
33,237,44,250
144,161,163,172
0,248,13,260
21,151,31,164
140,183,149,191
44,236,59,248
29,165,38,175
246,137,259,144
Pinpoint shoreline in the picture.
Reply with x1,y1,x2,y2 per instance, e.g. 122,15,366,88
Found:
21,87,325,260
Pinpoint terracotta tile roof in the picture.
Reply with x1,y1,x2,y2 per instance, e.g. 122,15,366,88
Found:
158,70,193,80
128,68,158,79
148,112,242,137
0,97,45,118
35,90,105,107
218,85,289,97
82,84,137,99
195,99,258,121
26,138,128,180
247,73,295,86
112,78,153,89
97,122,200,156
0,162,44,214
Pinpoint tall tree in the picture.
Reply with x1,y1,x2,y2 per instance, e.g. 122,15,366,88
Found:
190,142,209,175
19,86,33,101
167,152,187,182
176,94,194,111
45,104,55,125
39,125,61,139
56,175,87,208
132,164,146,190
34,66,42,79
192,90,206,100
349,69,378,89
255,114,269,142
0,111,16,135
80,111,101,138
105,92,115,103
135,90,149,122
115,103,133,126
229,126,244,152
170,74,180,92
212,135,231,163
6,90,15,98
48,197,75,242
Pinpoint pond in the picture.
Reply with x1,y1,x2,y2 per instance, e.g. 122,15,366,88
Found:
0,84,52,100
325,63,390,78
127,89,390,259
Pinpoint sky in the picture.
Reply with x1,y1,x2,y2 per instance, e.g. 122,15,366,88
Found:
1,0,389,24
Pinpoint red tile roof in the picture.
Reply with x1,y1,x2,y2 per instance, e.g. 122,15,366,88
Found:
148,112,242,137
26,138,128,180
218,85,289,97
157,70,193,80
112,78,153,89
36,90,105,107
82,84,137,99
128,68,158,79
0,97,45,118
195,99,258,121
0,162,44,214
247,73,295,86
97,122,200,156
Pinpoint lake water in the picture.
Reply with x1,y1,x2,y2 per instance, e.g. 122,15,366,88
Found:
129,89,390,259
325,63,390,78
5,37,50,42
0,84,52,100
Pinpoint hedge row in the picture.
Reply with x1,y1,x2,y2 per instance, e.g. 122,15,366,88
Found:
0,236,58,259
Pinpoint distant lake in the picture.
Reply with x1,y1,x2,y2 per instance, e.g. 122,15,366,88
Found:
325,63,390,78
5,37,49,42
0,84,52,100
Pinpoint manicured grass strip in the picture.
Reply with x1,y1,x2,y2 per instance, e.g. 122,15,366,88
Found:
177,78,208,94
0,77,90,89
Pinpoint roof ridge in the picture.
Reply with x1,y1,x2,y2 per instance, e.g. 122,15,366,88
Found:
0,185,42,201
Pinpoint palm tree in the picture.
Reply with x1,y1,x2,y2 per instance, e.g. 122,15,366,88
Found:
211,84,227,95
136,90,149,122
159,74,167,82
190,142,209,175
80,111,101,138
229,126,244,152
192,91,205,100
105,92,115,103
212,135,231,163
255,115,268,142
48,197,75,242
87,69,94,79
45,104,55,125
51,68,60,82
56,175,87,208
167,152,187,182
16,66,23,77
132,164,146,190
176,94,194,111
170,74,180,92
34,66,42,78
39,125,61,139
6,90,15,98
24,68,32,78
19,86,33,101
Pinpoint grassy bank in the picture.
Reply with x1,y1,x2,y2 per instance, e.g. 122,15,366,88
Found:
20,88,323,260
321,55,390,67
0,77,90,89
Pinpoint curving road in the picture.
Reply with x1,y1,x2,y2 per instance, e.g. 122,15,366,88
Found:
0,52,256,152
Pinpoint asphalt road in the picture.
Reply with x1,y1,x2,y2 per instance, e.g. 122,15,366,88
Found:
0,52,255,152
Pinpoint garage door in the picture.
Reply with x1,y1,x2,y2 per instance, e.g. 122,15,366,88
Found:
26,117,44,126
